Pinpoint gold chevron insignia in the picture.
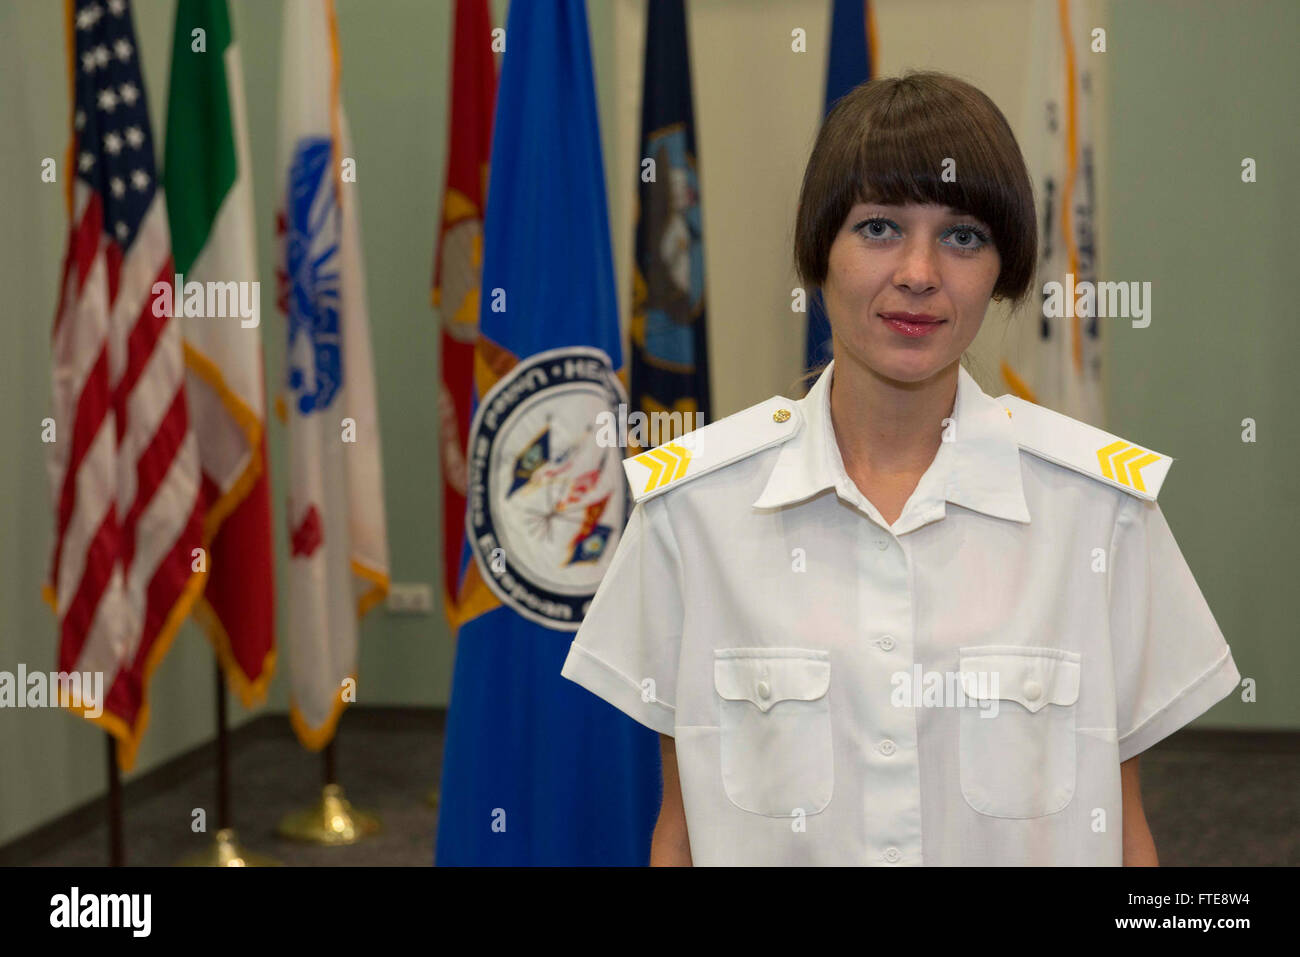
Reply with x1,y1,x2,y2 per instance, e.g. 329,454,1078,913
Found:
632,443,692,493
1096,440,1161,493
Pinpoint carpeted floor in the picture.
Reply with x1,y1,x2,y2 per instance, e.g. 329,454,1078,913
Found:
2,709,1295,866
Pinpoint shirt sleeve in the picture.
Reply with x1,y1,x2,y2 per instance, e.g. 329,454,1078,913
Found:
1108,494,1241,763
560,494,684,737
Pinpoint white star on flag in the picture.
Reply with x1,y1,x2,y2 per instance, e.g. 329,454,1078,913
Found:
110,176,125,197
124,126,144,149
108,0,126,16
114,220,128,240
93,44,110,68
104,131,123,154
118,82,139,106
114,38,133,61
79,152,95,172
81,51,97,73
97,88,118,112
130,168,150,191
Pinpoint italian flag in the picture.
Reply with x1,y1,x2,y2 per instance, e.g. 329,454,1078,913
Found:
164,0,275,704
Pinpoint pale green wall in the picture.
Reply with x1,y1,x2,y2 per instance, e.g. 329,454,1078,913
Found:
1102,0,1299,730
0,0,1293,847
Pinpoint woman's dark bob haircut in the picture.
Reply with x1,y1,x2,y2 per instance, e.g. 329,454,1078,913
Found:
794,71,1037,309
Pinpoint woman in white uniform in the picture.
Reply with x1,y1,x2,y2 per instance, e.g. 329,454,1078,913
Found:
560,71,1241,866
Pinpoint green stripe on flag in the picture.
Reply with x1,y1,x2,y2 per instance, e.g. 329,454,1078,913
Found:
165,0,238,275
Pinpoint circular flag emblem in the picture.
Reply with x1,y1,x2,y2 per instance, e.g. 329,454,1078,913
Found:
466,346,631,631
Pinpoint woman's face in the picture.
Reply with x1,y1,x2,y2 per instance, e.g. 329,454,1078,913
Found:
821,201,1001,384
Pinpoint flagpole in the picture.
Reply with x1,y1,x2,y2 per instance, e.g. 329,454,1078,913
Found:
105,734,123,866
178,663,278,865
217,661,229,827
277,731,380,845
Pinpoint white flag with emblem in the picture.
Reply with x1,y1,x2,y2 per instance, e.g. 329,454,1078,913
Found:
276,0,389,750
999,0,1103,424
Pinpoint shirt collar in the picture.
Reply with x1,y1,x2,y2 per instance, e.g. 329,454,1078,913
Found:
751,358,1030,527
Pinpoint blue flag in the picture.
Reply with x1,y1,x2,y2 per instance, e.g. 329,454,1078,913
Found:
434,0,662,866
629,0,711,434
805,0,876,381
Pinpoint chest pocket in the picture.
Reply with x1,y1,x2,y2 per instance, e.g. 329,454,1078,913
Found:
957,646,1081,818
714,648,833,817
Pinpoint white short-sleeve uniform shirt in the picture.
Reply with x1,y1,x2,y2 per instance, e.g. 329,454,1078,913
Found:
560,359,1241,865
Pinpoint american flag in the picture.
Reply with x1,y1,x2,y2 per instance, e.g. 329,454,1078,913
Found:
47,0,205,771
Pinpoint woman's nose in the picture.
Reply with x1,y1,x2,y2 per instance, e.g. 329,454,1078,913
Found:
892,237,940,294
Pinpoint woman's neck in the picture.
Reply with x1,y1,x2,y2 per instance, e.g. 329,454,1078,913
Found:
828,350,960,478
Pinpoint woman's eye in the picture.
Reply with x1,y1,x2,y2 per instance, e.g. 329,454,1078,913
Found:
858,218,898,240
944,225,990,251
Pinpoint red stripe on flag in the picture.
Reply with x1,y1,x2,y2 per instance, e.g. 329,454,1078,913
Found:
116,259,177,410
121,386,191,571
50,346,111,595
52,195,104,338
101,493,204,730
199,473,220,508
57,504,121,673
105,236,123,309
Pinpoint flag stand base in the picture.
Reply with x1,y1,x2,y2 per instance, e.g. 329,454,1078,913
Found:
178,828,280,866
276,783,380,845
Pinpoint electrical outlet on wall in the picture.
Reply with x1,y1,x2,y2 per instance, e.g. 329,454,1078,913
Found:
386,582,434,615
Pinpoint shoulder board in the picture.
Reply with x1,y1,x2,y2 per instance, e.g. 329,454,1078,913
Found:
622,396,802,505
998,394,1173,501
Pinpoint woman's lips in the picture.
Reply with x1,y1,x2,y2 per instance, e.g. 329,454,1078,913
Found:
879,313,946,337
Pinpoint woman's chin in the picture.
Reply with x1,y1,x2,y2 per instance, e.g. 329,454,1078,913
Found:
867,352,952,386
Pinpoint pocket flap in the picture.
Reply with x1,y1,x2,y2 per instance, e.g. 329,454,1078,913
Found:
714,648,830,712
957,646,1081,713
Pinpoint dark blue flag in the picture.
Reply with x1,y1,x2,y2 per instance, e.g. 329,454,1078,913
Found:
804,0,877,382
629,0,711,437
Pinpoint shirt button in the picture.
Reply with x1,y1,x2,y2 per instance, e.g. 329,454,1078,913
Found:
878,739,896,756
1023,679,1042,701
875,539,888,550
878,635,895,651
756,680,771,700
883,847,902,863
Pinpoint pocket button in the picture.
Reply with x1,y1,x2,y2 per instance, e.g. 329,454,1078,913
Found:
756,680,771,700
1023,679,1042,701
883,847,901,863
878,739,896,756
879,635,895,651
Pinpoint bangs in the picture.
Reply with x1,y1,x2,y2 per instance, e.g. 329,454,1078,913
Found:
847,98,1026,239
